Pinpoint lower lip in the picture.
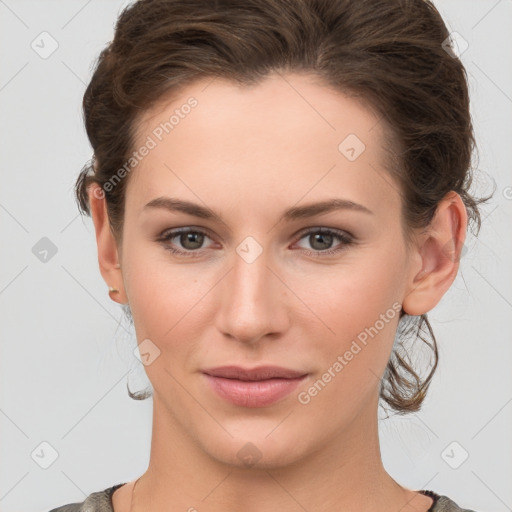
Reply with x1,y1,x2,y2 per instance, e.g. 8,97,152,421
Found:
203,374,307,407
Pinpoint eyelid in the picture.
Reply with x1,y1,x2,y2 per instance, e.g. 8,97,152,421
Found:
291,227,354,255
293,225,355,241
157,227,217,259
157,225,355,259
157,226,217,246
158,225,216,241
157,225,353,244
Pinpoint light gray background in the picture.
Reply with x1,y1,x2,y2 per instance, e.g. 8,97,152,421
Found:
0,1,511,511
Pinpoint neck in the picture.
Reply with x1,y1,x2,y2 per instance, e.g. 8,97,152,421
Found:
129,393,423,512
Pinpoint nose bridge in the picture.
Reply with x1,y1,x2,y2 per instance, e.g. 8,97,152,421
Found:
216,236,286,342
233,238,270,297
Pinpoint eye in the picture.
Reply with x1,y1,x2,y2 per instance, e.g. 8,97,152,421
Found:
157,227,215,258
294,228,354,257
157,226,355,259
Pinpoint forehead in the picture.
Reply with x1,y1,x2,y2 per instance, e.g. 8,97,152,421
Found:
135,72,384,147
126,72,400,218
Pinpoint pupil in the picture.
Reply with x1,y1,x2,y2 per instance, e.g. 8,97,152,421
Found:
312,233,332,250
182,232,203,249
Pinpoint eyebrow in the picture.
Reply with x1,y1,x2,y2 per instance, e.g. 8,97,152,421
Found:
143,196,374,222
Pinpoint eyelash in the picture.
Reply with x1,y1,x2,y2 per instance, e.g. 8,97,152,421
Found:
157,227,354,259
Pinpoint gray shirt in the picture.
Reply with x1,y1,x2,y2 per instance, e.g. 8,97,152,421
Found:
48,485,479,512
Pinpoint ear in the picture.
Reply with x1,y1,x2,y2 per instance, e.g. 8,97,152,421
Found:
402,191,468,316
88,184,127,305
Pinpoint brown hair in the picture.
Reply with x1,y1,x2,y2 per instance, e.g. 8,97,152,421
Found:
75,0,492,412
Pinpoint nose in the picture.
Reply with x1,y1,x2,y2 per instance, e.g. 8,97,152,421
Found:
215,242,290,346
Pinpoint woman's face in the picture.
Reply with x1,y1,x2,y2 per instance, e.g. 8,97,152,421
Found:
112,72,422,467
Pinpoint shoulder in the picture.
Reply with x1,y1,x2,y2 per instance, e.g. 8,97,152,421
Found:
47,483,126,512
422,490,480,512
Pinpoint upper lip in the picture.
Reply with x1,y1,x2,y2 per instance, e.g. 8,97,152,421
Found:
202,365,308,381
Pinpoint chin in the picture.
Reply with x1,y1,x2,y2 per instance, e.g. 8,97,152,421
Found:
198,423,309,470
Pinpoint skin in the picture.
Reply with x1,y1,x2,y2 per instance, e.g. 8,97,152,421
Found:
89,71,467,512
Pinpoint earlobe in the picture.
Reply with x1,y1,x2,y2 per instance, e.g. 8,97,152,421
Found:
88,184,127,304
402,191,468,316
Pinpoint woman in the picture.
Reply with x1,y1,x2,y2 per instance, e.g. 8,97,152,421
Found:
50,0,491,510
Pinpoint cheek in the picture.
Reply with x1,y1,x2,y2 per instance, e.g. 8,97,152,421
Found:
122,235,202,331
300,287,401,420
128,275,207,358
122,247,216,382
301,250,405,383
311,254,404,335
123,226,406,383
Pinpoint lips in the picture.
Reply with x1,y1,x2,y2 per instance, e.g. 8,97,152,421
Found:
202,365,309,407
202,365,308,381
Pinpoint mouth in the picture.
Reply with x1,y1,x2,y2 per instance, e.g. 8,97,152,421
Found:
201,365,309,407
